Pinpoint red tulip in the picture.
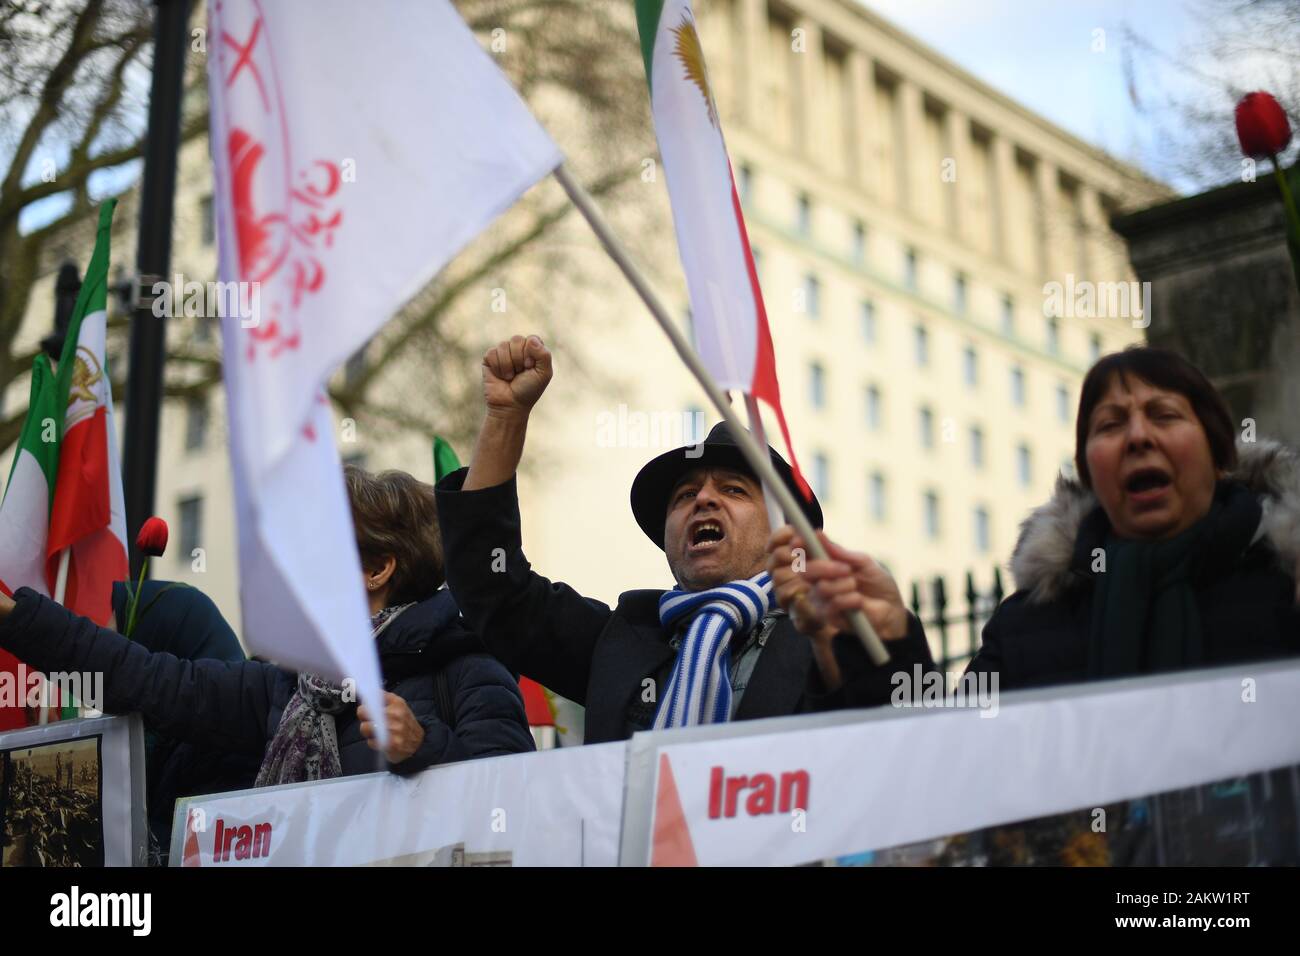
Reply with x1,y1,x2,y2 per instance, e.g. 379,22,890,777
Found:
136,517,168,557
1235,91,1292,158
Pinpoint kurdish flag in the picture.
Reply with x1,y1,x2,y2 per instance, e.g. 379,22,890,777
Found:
44,199,129,629
635,0,809,497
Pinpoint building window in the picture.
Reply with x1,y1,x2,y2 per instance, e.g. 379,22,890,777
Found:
914,323,929,367
865,385,882,430
974,506,991,553
184,397,208,453
918,406,934,449
1001,294,1015,337
178,495,203,560
923,490,941,540
739,163,753,204
870,472,887,521
1017,443,1033,487
1090,332,1103,363
1046,316,1060,356
1056,383,1070,423
954,272,967,315
1011,365,1026,407
813,452,831,502
970,425,984,469
904,247,918,291
852,220,866,265
802,273,820,318
796,192,812,237
809,361,826,409
200,195,214,246
963,345,978,388
860,300,876,344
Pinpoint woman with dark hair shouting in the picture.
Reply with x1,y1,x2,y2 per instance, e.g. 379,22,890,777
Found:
769,347,1300,691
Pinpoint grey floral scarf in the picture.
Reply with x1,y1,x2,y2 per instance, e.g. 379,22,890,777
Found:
253,603,413,787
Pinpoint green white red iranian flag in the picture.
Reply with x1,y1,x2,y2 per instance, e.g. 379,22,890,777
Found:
0,354,60,728
635,0,809,497
44,200,130,627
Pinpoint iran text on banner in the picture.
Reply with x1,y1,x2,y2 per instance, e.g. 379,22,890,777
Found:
45,200,129,631
207,0,561,736
0,356,60,729
635,0,809,497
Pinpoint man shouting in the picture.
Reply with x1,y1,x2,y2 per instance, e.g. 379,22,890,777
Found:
435,335,932,742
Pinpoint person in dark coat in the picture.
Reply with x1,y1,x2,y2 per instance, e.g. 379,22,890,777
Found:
434,334,929,744
771,347,1300,690
112,579,246,663
106,579,261,860
0,466,534,789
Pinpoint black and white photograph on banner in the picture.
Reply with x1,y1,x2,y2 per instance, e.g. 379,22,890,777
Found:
0,0,1298,932
0,737,104,867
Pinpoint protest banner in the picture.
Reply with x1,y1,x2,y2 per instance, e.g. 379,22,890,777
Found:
620,660,1300,866
171,742,624,867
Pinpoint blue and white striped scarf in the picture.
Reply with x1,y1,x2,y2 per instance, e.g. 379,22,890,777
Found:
652,572,774,729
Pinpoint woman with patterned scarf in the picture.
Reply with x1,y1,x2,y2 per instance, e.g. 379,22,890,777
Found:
0,466,534,786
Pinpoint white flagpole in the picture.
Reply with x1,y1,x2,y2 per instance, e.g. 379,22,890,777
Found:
47,548,80,720
553,163,888,665
53,548,70,604
743,393,785,536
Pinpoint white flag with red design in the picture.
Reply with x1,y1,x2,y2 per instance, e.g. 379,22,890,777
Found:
207,0,561,741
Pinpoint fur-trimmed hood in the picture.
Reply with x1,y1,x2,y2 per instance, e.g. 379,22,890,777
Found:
1011,439,1300,605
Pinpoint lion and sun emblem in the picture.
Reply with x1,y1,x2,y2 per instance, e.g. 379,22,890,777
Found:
69,346,104,406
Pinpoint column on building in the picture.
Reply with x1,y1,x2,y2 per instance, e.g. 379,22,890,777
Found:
736,0,769,131
846,49,878,194
793,16,825,162
990,132,1018,264
1035,154,1059,282
943,105,972,243
1077,182,1115,282
896,77,926,217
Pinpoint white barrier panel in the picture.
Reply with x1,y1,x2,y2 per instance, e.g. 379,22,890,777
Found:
621,661,1300,866
0,714,147,867
170,742,625,866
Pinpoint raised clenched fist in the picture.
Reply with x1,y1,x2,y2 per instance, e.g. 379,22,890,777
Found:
481,334,553,420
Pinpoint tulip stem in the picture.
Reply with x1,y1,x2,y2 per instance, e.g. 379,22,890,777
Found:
124,558,149,639
1271,155,1300,237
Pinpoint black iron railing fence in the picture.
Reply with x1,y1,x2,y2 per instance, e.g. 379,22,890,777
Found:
909,568,1006,673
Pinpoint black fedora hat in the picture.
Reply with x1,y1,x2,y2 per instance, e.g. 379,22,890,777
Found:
630,421,823,550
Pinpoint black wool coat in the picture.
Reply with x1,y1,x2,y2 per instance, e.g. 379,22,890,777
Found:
966,440,1300,688
435,469,932,743
0,588,535,776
